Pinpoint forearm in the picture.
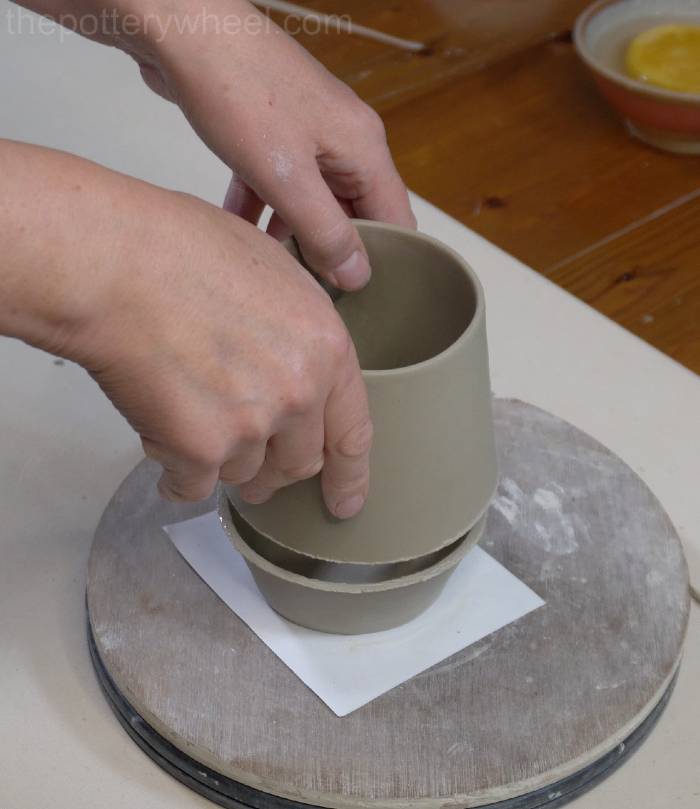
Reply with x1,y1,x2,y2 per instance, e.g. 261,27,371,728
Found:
11,0,265,55
0,139,155,360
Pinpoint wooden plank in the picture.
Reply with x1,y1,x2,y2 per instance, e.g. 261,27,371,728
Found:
264,0,591,110
265,3,700,371
547,195,700,374
382,37,700,271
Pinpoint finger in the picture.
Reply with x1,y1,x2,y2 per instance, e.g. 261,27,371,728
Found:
219,439,267,486
266,210,292,241
253,160,371,292
333,195,356,218
223,173,265,225
239,413,325,503
142,437,221,502
266,196,353,242
328,146,417,231
321,360,373,520
158,466,220,502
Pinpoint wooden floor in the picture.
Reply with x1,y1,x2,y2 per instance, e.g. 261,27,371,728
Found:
268,0,700,374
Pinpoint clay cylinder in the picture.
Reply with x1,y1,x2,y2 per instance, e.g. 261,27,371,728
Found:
227,220,497,565
220,489,487,634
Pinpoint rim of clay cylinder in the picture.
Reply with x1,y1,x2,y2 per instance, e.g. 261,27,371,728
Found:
225,483,495,567
221,490,480,584
219,489,487,594
321,221,487,377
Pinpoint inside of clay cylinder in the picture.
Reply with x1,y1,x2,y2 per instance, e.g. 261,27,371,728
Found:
289,226,478,371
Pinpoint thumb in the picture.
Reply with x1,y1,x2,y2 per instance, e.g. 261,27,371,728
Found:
255,166,371,291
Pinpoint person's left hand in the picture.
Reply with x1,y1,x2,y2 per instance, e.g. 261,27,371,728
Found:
129,0,416,290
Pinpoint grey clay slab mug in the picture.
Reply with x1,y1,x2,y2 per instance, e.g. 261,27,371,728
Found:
220,489,488,634
226,220,498,565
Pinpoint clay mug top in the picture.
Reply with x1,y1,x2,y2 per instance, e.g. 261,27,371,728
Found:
225,220,498,565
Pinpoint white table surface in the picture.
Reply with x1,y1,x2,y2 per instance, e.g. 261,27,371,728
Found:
1,6,698,807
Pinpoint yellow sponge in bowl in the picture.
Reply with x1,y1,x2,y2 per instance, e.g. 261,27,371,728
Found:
626,23,700,94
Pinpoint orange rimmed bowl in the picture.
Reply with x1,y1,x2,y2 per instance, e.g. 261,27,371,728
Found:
575,0,700,154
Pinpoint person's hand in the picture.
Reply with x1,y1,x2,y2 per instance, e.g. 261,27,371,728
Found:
128,0,416,289
78,188,372,516
0,139,372,517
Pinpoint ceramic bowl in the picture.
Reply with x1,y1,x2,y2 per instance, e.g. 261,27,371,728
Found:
228,220,498,566
219,489,487,634
575,0,700,154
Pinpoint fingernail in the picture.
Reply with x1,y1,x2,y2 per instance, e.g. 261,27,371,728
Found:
333,494,365,519
332,251,370,291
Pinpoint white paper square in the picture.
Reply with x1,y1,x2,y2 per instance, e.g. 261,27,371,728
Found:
164,512,544,716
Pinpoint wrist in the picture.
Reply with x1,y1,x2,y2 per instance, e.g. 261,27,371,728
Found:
128,0,271,66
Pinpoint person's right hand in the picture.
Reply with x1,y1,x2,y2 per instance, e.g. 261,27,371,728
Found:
75,188,372,518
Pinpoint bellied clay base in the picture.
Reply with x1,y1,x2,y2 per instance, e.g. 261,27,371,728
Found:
86,399,689,809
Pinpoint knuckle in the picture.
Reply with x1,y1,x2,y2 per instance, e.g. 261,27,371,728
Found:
335,417,374,459
336,87,386,142
219,465,257,486
283,455,325,482
327,477,365,498
155,431,226,471
157,478,180,501
323,324,354,365
160,477,212,503
359,105,387,141
233,408,269,445
280,378,317,416
323,463,368,498
184,444,225,469
177,486,210,503
311,220,358,265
